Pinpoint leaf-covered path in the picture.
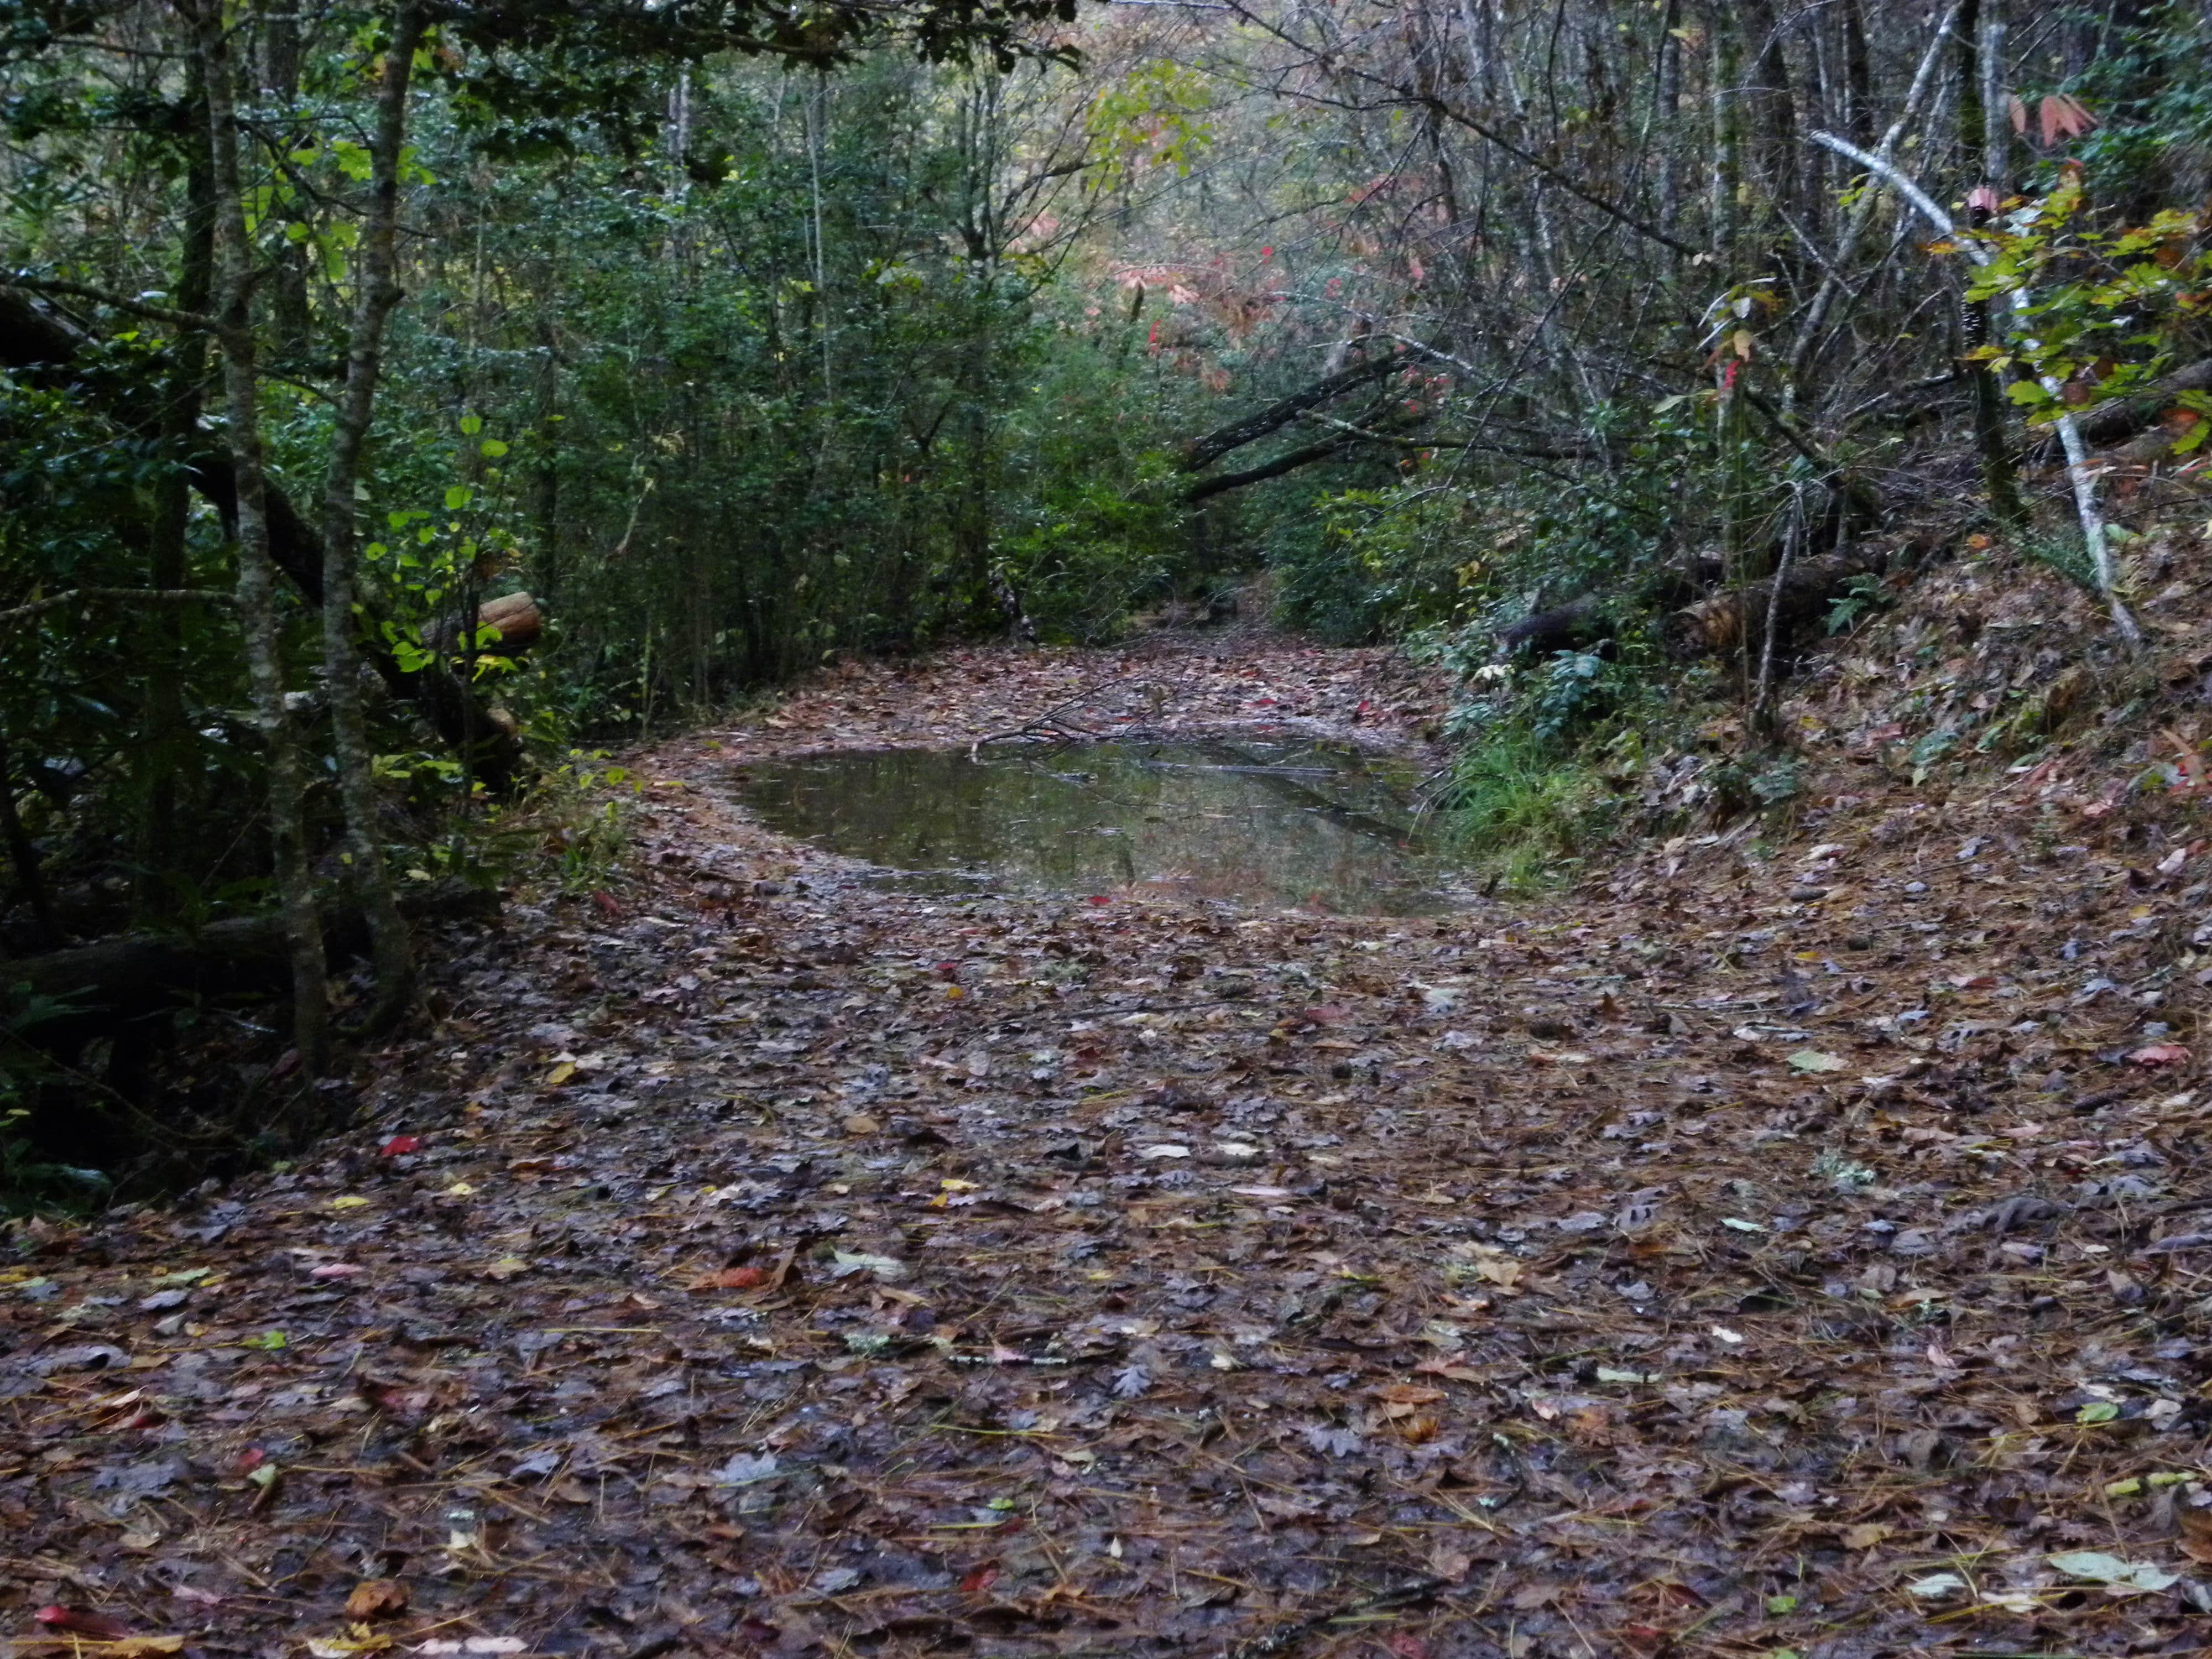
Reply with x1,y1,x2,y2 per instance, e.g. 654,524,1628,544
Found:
7,631,2212,1659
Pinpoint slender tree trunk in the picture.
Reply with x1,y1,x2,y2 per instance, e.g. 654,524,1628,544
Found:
0,721,60,949
532,320,561,613
261,2,311,364
321,0,424,1031
1709,3,1740,262
140,74,216,915
191,0,330,1070
1979,0,2011,193
1953,0,2026,525
1841,0,1874,144
1737,0,1801,246
1654,0,1682,255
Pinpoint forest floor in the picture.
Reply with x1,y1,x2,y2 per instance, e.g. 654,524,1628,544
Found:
7,616,2212,1659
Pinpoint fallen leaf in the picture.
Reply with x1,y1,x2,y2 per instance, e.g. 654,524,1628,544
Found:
2046,1550,2178,1591
343,1580,409,1621
692,1266,771,1291
34,1608,133,1641
1786,1050,1847,1073
1906,1572,1966,1599
2128,1042,2190,1067
959,1562,1000,1593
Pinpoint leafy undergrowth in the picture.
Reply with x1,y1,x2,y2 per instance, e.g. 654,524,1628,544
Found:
4,618,2211,1659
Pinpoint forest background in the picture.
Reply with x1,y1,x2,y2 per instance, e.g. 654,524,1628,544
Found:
2,0,2210,1194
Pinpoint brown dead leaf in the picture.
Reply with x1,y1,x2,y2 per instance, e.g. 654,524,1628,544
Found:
2180,1506,2212,1564
691,1265,773,1291
344,1580,409,1621
1370,1383,1446,1407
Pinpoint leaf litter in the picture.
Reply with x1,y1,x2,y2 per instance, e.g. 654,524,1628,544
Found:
5,627,2212,1658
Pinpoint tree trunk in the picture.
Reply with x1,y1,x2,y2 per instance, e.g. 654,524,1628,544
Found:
261,1,311,364
0,720,60,950
0,293,528,794
192,0,330,1071
1954,0,2027,525
139,72,216,916
321,0,425,1031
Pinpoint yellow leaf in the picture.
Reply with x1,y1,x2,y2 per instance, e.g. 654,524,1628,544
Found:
544,1060,577,1087
331,1195,371,1211
482,1258,529,1281
443,1181,476,1198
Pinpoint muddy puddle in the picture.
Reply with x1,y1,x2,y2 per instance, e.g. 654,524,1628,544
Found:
731,739,1462,914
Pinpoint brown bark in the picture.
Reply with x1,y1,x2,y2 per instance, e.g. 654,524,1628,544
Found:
194,0,330,1070
321,0,427,1030
1181,352,1404,473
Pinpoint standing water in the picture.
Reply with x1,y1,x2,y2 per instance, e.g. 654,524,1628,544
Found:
731,739,1457,915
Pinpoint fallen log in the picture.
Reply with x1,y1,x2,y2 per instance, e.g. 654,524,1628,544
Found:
1663,548,1882,660
434,591,542,656
7,881,499,1055
2074,358,2212,448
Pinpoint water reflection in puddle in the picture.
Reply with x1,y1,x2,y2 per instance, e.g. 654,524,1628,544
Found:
731,739,1460,915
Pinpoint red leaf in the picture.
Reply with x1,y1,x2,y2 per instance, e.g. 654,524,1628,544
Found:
692,1266,771,1291
1385,1637,1428,1659
379,1135,422,1157
2128,1042,2191,1067
34,1608,132,1640
1966,184,2001,216
960,1562,1001,1593
1086,895,1112,905
591,890,621,919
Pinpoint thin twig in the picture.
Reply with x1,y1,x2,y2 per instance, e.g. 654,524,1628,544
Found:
1,273,220,335
0,587,235,628
1752,483,1804,731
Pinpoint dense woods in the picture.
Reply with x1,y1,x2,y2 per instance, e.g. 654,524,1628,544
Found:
3,0,2210,1190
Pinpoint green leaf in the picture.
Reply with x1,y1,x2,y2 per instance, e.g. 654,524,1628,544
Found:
479,439,509,458
443,484,473,510
459,414,483,436
1786,1050,1846,1073
241,1329,288,1351
2076,1400,2120,1423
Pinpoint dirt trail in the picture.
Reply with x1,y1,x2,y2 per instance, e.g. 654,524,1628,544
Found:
6,631,2210,1659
